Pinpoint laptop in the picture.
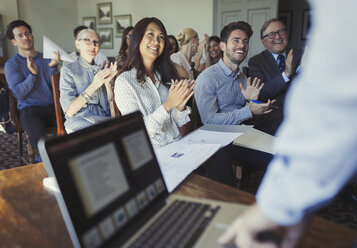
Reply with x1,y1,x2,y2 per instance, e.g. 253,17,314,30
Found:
39,111,246,248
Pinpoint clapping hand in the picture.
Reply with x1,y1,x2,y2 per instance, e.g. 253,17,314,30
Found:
92,62,118,89
27,55,37,75
240,77,264,101
49,51,61,68
249,99,276,115
164,79,195,112
285,49,294,78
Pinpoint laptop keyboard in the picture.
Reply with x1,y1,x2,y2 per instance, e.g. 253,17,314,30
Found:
128,200,220,248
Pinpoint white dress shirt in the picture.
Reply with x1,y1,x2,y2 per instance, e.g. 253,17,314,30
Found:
114,68,191,149
257,0,357,226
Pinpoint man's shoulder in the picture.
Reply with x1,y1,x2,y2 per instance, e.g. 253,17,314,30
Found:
197,64,221,81
249,50,269,63
195,64,222,92
5,54,25,71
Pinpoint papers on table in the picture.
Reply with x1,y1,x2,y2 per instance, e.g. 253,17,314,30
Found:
233,129,277,155
155,127,244,192
200,123,277,155
43,36,75,63
180,129,243,147
156,142,221,192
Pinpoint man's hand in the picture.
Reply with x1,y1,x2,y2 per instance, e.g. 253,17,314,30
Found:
285,49,294,78
240,77,263,101
218,203,280,248
27,55,38,75
249,99,275,115
49,51,61,68
218,203,308,248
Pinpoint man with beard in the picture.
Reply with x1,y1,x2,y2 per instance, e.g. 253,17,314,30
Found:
248,19,302,135
5,20,60,162
194,21,274,171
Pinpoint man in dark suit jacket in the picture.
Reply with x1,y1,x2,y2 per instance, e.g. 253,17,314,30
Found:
248,18,302,135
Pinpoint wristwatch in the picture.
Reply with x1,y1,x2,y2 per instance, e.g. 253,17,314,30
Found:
81,92,92,102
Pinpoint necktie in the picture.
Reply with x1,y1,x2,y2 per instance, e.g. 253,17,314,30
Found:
277,54,285,73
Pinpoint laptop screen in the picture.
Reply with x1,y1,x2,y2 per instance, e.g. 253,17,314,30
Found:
41,112,168,248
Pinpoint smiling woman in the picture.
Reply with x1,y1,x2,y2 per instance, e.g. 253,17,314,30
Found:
114,17,194,149
60,28,118,134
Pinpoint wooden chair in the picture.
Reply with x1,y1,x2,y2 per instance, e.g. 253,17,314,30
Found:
5,72,62,165
8,89,35,164
51,73,65,136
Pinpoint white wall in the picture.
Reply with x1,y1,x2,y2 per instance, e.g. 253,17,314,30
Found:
0,0,19,57
2,0,214,59
18,0,78,54
77,0,214,57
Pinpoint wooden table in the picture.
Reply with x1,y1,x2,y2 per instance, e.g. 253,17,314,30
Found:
0,163,355,248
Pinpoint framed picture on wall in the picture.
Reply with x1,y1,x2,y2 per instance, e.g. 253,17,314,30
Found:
114,15,132,37
301,9,311,40
97,2,112,24
278,11,293,40
82,16,96,30
98,28,113,49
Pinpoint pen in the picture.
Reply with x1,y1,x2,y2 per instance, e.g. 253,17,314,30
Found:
251,100,279,109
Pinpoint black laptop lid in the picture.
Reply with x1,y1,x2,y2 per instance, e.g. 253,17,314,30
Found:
40,112,169,248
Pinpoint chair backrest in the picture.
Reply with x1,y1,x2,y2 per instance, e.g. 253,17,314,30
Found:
51,73,65,136
8,89,22,132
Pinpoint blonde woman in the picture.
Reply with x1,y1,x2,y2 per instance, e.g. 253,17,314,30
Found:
170,28,206,77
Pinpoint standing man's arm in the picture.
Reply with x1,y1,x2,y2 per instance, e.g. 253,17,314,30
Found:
219,0,357,247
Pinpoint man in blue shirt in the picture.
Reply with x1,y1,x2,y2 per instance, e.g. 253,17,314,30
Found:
5,20,60,161
195,21,275,170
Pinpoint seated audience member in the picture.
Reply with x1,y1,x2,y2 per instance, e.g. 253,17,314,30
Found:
116,26,133,69
5,20,60,162
171,28,205,77
70,25,109,67
219,1,357,247
195,21,274,170
60,29,117,134
167,35,179,55
115,17,236,186
205,35,222,66
248,18,302,135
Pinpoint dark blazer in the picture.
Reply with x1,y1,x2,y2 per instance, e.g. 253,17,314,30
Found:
247,49,302,135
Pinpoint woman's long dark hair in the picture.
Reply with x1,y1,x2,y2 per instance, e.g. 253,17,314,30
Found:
120,17,179,87
168,35,179,53
116,26,133,66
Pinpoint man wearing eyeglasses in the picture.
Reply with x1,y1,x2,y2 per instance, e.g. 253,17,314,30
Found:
4,20,60,162
248,18,303,135
69,25,109,67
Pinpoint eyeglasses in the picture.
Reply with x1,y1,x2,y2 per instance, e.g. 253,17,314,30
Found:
262,29,287,39
79,38,101,47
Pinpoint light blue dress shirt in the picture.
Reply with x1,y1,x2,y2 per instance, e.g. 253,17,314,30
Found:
257,0,357,226
194,59,252,125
